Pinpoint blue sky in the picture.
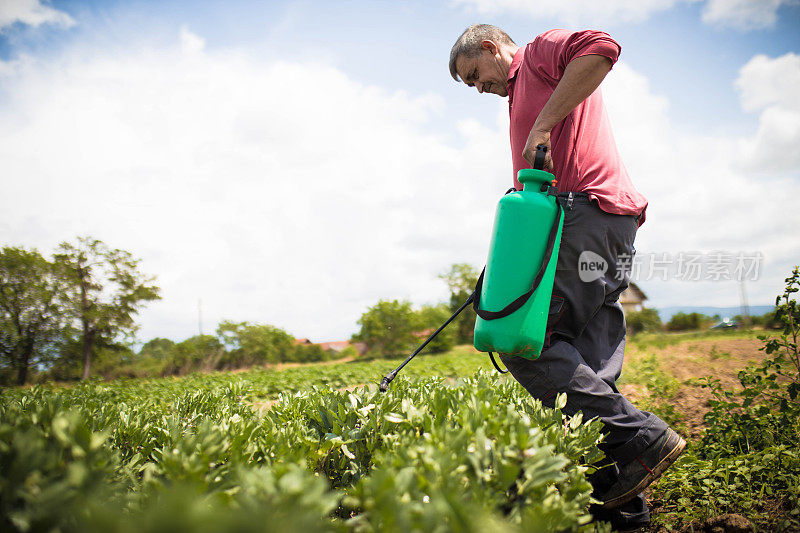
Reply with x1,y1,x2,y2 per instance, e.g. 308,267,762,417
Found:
4,1,798,133
1,0,799,342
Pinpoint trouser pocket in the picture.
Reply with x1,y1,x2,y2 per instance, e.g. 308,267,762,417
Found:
543,295,565,350
499,354,559,407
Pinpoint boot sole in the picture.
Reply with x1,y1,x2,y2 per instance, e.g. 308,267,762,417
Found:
602,435,687,509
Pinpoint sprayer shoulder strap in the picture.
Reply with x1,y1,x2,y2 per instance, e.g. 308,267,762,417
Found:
472,188,564,321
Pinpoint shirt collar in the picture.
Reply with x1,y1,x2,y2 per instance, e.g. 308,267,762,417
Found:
507,46,524,84
506,46,524,105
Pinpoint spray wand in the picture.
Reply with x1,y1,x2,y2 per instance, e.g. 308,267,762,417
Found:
378,292,475,392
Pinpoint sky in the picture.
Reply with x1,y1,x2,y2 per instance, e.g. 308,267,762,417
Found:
1,0,799,344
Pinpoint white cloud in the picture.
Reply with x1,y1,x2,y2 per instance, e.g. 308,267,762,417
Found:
735,53,800,173
736,53,800,112
1,25,797,344
0,29,511,343
451,0,699,25
602,61,800,307
453,0,797,30
180,26,205,55
0,0,75,31
702,0,798,30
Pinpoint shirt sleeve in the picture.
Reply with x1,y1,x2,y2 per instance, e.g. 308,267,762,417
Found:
526,29,621,84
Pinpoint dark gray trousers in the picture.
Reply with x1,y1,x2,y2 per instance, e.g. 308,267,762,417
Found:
500,193,668,465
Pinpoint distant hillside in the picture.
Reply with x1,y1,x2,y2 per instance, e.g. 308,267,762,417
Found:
656,305,775,322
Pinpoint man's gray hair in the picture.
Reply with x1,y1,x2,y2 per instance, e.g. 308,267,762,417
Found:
449,24,516,82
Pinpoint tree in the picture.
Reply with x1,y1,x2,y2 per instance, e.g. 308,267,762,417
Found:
216,321,295,366
0,247,70,385
415,303,455,353
167,334,225,374
625,307,662,334
54,237,160,380
666,312,713,331
352,299,417,358
139,337,176,360
747,308,783,330
293,342,329,363
439,263,479,344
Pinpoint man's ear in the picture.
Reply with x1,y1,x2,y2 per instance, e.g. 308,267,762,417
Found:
481,40,499,55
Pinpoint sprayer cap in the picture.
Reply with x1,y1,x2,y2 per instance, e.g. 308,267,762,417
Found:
517,168,555,185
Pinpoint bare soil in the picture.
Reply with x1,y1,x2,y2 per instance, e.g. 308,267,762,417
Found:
621,336,765,438
642,337,763,387
620,335,769,531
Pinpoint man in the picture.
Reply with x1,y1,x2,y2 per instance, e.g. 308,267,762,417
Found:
450,25,686,527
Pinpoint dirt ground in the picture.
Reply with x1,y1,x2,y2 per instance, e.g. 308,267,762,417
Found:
616,335,770,531
621,336,765,439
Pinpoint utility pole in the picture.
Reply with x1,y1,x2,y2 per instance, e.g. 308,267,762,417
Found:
739,279,751,328
198,298,203,336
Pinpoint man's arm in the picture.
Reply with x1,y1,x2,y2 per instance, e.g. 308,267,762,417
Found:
522,54,613,170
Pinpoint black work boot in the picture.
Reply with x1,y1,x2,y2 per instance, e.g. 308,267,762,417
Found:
591,493,651,532
601,428,686,509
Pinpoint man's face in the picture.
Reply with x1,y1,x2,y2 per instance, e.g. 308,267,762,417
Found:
456,45,509,97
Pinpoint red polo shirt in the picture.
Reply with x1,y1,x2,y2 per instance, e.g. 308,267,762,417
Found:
508,29,648,225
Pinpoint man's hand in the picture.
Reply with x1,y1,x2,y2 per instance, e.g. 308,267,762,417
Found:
522,128,552,170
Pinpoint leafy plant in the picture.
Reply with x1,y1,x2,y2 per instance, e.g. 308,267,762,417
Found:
653,266,800,531
1,364,608,532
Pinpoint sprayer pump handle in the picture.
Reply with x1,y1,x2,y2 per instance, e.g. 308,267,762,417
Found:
533,145,548,170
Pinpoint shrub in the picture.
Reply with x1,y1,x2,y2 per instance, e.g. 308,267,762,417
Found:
216,321,295,367
414,303,456,354
352,300,418,358
748,308,783,330
665,311,712,331
292,342,330,363
166,335,225,374
625,307,662,334
139,338,176,360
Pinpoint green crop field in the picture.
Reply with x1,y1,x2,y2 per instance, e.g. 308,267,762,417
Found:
3,312,799,532
2,359,608,533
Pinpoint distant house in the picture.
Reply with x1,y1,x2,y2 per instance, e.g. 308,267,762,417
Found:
413,328,435,338
318,341,351,352
619,282,647,314
319,341,368,356
294,338,368,356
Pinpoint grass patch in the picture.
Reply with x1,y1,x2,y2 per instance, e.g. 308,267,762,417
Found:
618,353,684,429
629,329,761,350
708,344,732,360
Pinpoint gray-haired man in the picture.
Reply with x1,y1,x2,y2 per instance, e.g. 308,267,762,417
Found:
450,24,686,526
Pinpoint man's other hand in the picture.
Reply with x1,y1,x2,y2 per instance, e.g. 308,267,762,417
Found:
522,128,552,170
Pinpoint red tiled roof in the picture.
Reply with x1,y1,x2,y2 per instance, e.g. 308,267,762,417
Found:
318,341,350,351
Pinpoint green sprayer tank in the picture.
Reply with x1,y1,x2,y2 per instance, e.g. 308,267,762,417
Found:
473,166,564,359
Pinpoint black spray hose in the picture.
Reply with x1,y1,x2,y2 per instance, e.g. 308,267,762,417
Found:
378,292,475,392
